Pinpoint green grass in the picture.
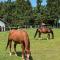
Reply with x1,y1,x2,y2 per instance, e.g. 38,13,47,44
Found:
0,28,60,60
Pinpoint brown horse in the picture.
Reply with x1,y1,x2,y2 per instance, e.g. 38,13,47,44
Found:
6,29,30,60
34,27,54,39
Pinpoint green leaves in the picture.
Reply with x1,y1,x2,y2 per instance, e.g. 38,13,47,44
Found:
47,0,60,20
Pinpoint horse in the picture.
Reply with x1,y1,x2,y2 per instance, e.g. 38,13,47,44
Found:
34,27,54,39
6,29,30,60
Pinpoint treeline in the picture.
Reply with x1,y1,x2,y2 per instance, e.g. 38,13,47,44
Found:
0,0,60,27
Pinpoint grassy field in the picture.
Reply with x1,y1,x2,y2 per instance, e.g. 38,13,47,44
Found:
0,28,60,60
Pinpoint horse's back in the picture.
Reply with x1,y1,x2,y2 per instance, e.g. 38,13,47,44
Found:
39,27,51,33
8,29,29,42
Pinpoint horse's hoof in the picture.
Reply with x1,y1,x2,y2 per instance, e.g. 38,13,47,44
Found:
47,38,48,40
47,38,50,40
15,54,17,56
22,56,25,60
26,58,29,60
22,58,25,60
10,53,12,56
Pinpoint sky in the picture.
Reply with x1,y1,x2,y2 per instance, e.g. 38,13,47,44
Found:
0,0,47,7
30,0,47,7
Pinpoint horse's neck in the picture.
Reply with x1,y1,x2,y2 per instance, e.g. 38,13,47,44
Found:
24,39,30,50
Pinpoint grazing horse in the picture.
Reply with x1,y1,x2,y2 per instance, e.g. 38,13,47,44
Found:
34,27,54,39
6,29,30,60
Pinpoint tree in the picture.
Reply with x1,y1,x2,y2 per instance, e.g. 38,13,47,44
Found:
25,0,32,16
8,0,11,2
37,0,42,13
46,0,60,27
47,0,59,19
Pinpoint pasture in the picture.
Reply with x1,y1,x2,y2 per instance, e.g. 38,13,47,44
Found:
0,28,60,60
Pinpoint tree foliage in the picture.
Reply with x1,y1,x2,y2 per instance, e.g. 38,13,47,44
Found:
0,0,60,27
47,0,60,20
37,0,42,13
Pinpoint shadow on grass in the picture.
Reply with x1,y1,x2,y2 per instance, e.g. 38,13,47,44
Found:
11,51,22,57
40,38,47,40
35,38,51,40
35,37,53,40
13,51,33,60
29,55,33,60
16,51,22,57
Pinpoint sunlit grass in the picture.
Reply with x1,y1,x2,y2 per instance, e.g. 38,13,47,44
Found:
0,28,60,60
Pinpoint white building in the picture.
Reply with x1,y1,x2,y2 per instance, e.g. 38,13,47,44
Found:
0,21,5,31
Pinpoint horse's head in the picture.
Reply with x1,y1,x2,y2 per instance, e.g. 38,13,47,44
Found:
25,40,30,60
25,49,31,60
25,49,30,59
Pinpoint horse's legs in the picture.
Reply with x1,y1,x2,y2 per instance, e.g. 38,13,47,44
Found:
39,32,41,38
47,33,50,39
14,42,17,56
9,41,12,56
21,43,25,60
52,32,54,39
34,29,38,38
51,30,54,39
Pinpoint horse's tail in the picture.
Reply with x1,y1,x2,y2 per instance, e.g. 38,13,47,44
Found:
6,40,10,50
6,38,12,50
34,29,39,38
